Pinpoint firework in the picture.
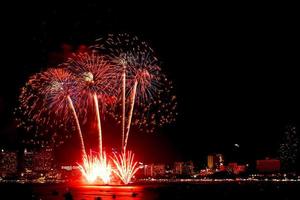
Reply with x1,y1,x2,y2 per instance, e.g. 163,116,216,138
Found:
111,150,140,184
78,151,112,184
16,68,87,155
120,51,162,151
92,33,148,150
92,33,145,60
17,33,177,186
98,152,112,184
129,74,177,131
93,33,177,151
64,52,116,157
78,153,100,183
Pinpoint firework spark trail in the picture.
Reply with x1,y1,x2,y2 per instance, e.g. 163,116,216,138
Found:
91,33,143,150
93,34,177,150
121,53,162,151
93,93,103,157
98,151,112,184
122,66,126,149
124,80,138,151
78,151,112,184
65,52,116,155
107,65,177,135
112,151,139,184
78,152,100,183
67,95,87,158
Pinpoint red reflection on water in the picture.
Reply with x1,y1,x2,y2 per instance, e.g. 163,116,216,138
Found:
81,185,139,190
70,185,145,200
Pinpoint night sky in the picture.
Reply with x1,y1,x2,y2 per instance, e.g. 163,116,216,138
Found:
0,2,299,165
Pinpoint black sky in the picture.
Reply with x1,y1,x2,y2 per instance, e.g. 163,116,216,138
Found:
0,2,299,164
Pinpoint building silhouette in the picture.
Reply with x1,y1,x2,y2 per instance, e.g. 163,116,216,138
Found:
207,154,224,169
0,149,17,177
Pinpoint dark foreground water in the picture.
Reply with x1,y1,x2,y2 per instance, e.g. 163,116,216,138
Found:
0,182,300,200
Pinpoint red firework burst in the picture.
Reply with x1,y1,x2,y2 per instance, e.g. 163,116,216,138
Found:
16,68,85,148
92,33,177,150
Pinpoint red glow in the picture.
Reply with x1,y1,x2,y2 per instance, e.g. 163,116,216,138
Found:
111,150,140,185
78,152,112,184
78,151,140,185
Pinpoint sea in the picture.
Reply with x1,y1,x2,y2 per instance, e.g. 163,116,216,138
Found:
0,181,299,200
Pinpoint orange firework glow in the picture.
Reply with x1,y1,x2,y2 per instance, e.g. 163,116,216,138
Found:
78,151,112,184
112,151,140,184
98,152,112,184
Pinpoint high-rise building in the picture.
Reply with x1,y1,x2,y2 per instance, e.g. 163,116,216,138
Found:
207,154,224,169
143,164,166,177
144,164,154,177
24,148,34,172
207,155,214,169
183,161,194,175
216,154,224,168
256,158,280,172
24,147,54,173
0,149,17,177
153,164,166,177
174,162,184,175
33,148,54,172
